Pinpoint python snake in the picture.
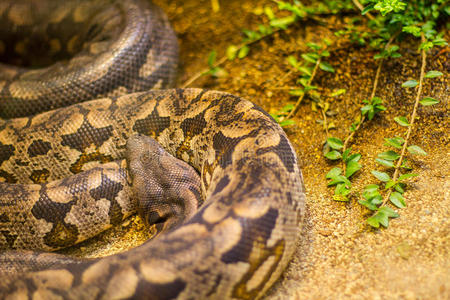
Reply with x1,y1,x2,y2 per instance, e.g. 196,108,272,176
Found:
0,0,305,299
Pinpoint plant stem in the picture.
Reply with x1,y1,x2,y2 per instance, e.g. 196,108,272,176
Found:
380,33,427,206
182,29,281,88
285,57,321,120
341,60,381,154
341,32,399,159
321,106,329,137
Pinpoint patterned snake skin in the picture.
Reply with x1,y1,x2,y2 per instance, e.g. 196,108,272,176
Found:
0,0,305,299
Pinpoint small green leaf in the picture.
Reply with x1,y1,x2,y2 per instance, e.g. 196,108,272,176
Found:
306,42,321,51
326,167,342,179
334,184,350,201
372,97,382,105
378,151,400,161
331,89,346,97
333,194,349,202
367,215,381,228
371,170,391,182
207,67,228,77
376,214,389,228
346,153,361,163
342,148,351,161
289,89,304,96
384,137,405,149
432,35,448,46
319,61,335,73
363,187,382,203
376,158,395,168
364,184,379,194
327,175,351,186
361,104,373,113
368,211,388,228
359,200,378,211
325,150,342,160
379,206,399,218
375,213,390,228
420,97,439,106
368,207,398,228
238,46,250,59
335,183,351,196
301,53,318,63
207,50,217,67
280,104,294,113
327,137,344,150
397,173,418,181
395,183,405,193
299,66,312,76
279,119,296,127
242,29,260,41
298,77,310,87
424,71,443,78
258,24,272,35
226,45,238,60
394,116,410,127
287,56,299,68
420,41,434,51
264,6,275,19
372,196,382,205
402,80,418,88
345,161,361,178
385,180,396,189
403,25,421,37
361,3,375,15
407,145,427,156
269,15,296,29
390,192,406,208
321,50,330,57
304,85,317,92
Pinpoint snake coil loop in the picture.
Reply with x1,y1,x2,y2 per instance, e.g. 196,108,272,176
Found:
0,1,305,299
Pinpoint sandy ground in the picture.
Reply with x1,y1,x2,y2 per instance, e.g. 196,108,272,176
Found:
64,0,449,298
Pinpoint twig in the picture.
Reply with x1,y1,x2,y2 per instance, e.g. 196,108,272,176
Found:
285,57,321,120
272,86,300,90
380,33,427,206
342,32,399,155
182,29,282,88
341,60,380,153
273,69,295,88
321,107,329,137
181,55,228,88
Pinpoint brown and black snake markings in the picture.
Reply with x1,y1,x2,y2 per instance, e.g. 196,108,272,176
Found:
0,0,306,299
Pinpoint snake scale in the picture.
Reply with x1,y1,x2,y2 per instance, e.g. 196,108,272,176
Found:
0,0,305,299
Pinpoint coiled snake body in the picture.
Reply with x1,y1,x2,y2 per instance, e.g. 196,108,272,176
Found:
0,0,305,299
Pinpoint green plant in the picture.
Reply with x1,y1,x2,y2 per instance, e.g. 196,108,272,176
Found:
182,0,350,87
183,0,447,229
270,104,296,127
364,38,444,228
203,50,227,78
332,0,448,228
282,41,335,121
325,96,386,201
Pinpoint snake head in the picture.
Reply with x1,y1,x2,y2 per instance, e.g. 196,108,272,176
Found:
126,134,201,233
